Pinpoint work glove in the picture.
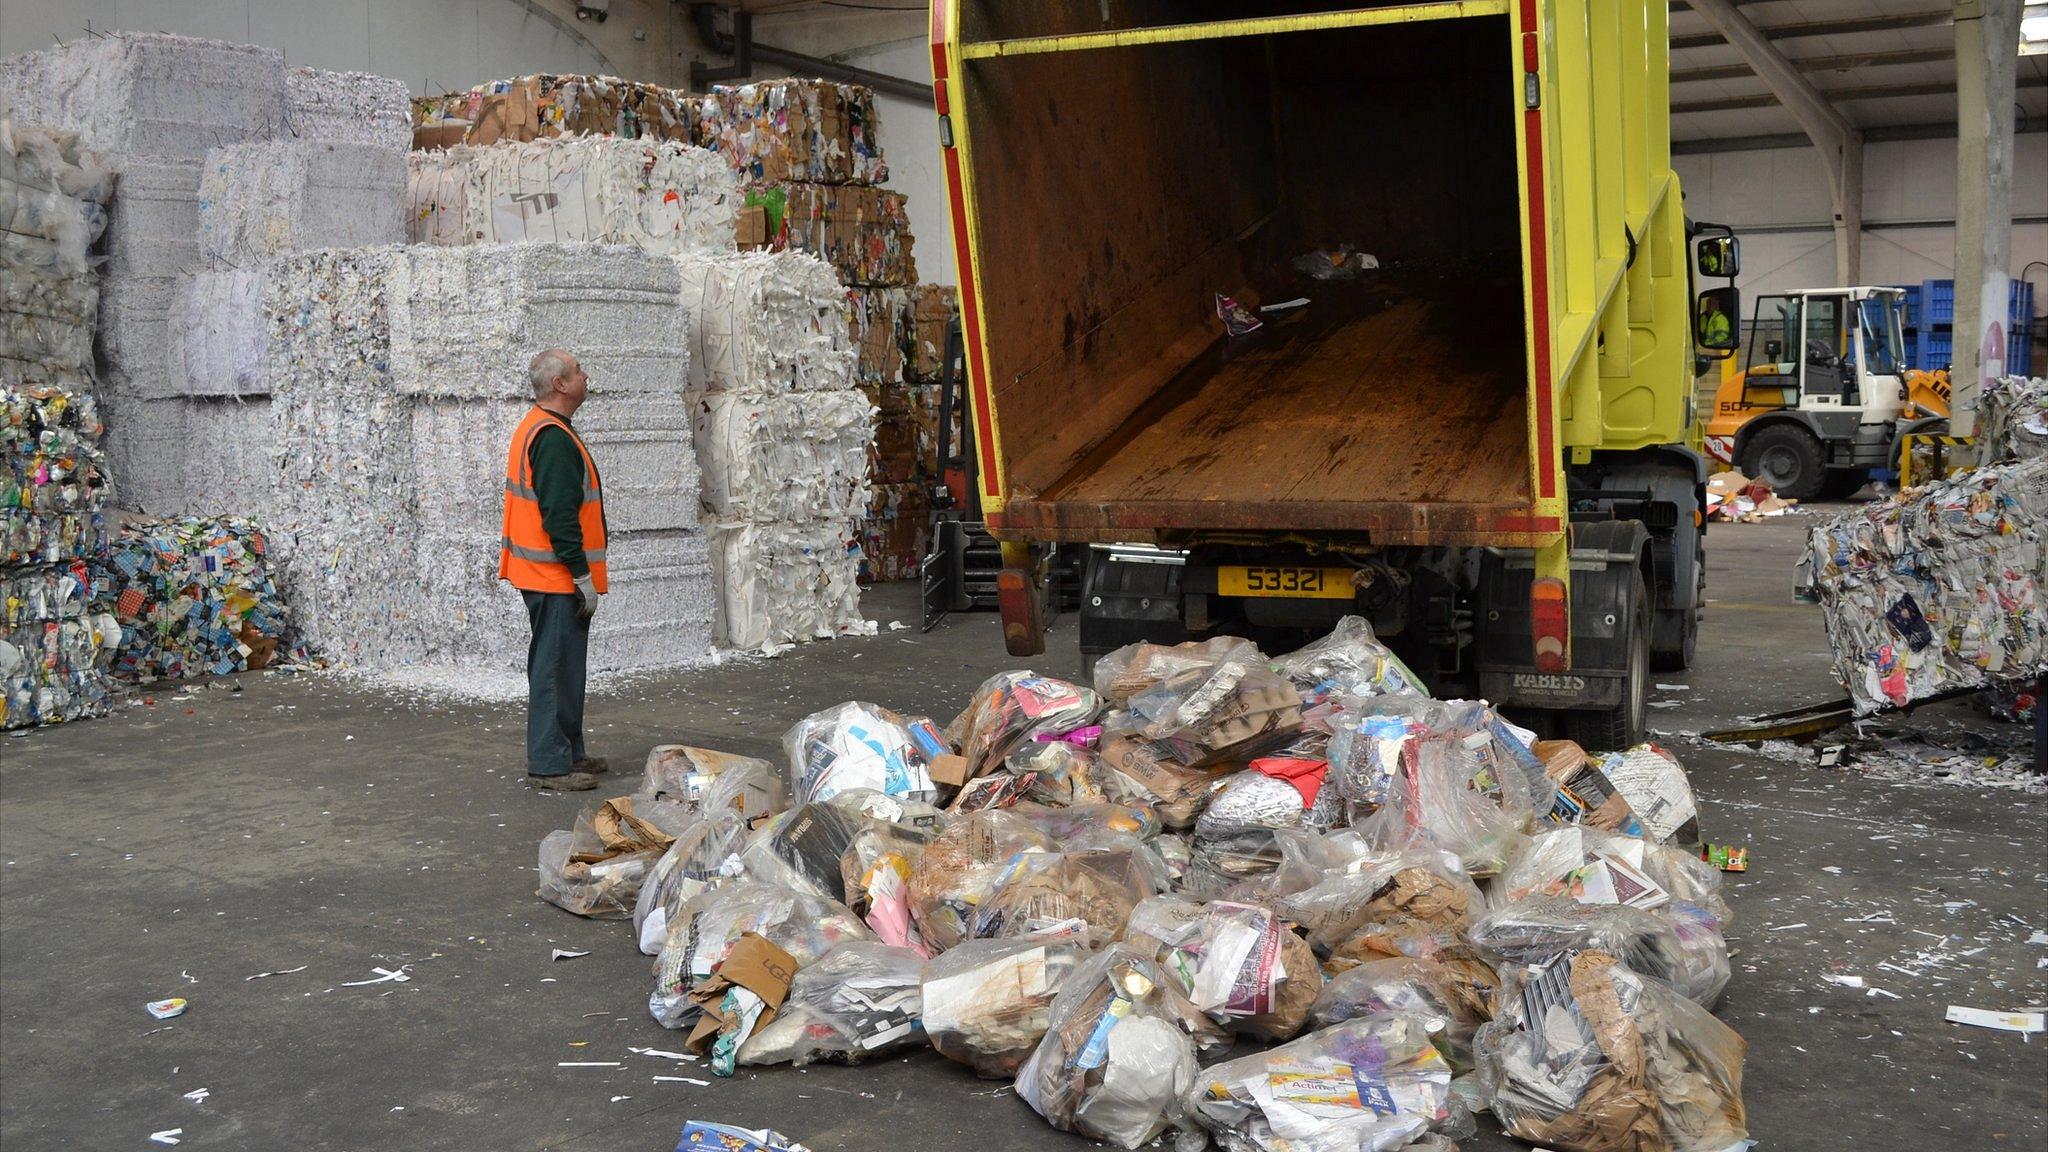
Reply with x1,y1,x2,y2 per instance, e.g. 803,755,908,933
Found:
573,574,600,620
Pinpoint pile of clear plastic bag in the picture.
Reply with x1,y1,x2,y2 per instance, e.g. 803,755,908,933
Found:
738,942,925,1067
1476,950,1748,1152
635,808,749,954
650,881,871,1029
783,702,938,805
949,671,1102,776
1496,825,1730,930
1014,943,1227,1148
1186,1011,1466,1152
1124,895,1323,1041
1357,732,1531,876
920,934,1093,1077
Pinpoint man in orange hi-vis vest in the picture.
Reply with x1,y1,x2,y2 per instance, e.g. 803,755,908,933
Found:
502,349,610,791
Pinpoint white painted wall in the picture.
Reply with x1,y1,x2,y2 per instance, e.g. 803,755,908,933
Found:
1674,135,2048,308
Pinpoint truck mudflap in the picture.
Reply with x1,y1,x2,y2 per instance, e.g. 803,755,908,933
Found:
1477,521,1650,712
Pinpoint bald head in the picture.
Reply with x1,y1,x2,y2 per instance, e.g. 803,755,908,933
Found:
529,349,578,401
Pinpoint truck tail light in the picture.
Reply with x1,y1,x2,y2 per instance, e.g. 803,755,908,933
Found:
1531,576,1569,673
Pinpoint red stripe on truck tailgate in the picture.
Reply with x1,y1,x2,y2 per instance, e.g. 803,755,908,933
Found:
929,1,1003,501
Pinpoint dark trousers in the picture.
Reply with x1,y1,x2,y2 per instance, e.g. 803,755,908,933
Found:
523,591,589,776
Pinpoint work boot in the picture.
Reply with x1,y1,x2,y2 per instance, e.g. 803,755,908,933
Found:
531,771,600,792
572,756,610,775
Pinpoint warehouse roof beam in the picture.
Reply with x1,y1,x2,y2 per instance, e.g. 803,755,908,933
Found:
1671,10,1952,52
1672,47,1954,85
1686,0,1865,282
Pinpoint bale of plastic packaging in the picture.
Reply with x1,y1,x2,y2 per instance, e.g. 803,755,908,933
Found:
1311,954,1499,1068
1476,950,1748,1152
1467,895,1730,1008
737,941,925,1067
906,809,1057,951
920,935,1093,1077
649,881,872,1029
1123,895,1323,1041
949,671,1102,776
782,701,938,805
1185,1011,1466,1152
968,848,1157,948
1013,942,1227,1148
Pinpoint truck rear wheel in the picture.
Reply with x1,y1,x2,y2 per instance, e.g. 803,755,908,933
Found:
1563,568,1650,750
1739,424,1826,501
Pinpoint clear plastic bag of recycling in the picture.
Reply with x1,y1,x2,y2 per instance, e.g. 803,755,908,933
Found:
1092,637,1264,708
1273,615,1428,706
1467,895,1731,1008
1497,824,1731,929
650,881,872,1029
1281,847,1485,954
638,744,785,821
1015,943,1228,1149
1311,954,1500,1068
1124,895,1323,1041
1358,733,1530,876
738,942,926,1067
949,671,1103,777
921,934,1094,1078
1185,1010,1466,1152
1476,950,1748,1152
635,808,750,954
784,702,938,806
969,848,1157,948
536,796,681,919
906,808,1058,951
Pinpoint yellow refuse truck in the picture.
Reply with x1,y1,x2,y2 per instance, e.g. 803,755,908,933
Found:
929,0,1737,745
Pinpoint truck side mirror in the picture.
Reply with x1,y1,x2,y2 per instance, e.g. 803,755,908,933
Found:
1696,236,1739,278
1693,286,1740,353
1765,339,1783,360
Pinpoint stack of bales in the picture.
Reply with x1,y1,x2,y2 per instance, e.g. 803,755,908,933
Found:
679,252,873,651
265,243,713,675
0,33,290,508
0,112,120,728
406,131,873,654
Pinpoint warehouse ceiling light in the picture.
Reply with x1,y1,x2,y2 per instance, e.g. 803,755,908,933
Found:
2023,3,2048,55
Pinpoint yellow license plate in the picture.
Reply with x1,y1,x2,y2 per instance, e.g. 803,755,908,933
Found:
1217,566,1355,599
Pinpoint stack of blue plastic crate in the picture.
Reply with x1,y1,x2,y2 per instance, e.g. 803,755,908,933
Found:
1892,279,2036,375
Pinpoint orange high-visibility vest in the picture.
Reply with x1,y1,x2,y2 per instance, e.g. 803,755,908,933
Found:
500,407,608,594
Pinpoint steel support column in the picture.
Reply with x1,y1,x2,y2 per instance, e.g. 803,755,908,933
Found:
1951,0,2023,436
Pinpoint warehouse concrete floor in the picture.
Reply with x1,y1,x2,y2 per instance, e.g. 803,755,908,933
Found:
2,512,2044,1152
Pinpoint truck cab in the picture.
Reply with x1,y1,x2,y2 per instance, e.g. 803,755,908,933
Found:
1704,286,1943,499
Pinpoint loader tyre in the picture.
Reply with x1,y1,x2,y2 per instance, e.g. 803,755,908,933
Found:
1739,424,1826,502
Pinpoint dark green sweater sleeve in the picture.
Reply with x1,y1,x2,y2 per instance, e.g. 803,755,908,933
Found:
528,425,589,579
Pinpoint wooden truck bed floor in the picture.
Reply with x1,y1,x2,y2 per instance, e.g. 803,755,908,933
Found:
994,289,1537,546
